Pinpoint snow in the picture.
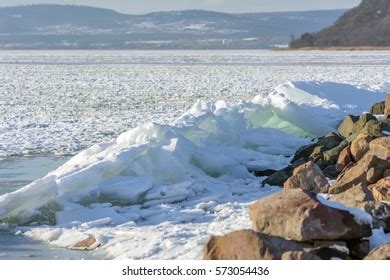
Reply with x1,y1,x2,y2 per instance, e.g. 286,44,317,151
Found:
317,195,372,226
0,50,389,259
1,50,390,157
0,223,8,231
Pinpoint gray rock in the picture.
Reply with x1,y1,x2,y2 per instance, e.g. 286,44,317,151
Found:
316,132,343,150
262,166,292,187
322,140,349,165
338,115,359,138
290,144,317,165
322,165,339,179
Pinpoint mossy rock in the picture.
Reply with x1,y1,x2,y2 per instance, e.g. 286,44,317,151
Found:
370,101,385,115
338,115,359,138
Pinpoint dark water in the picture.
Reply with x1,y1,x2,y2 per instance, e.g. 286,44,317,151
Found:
0,156,67,195
0,156,98,260
0,231,97,260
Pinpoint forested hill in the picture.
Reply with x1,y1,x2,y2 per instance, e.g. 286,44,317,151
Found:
0,4,344,49
290,0,390,48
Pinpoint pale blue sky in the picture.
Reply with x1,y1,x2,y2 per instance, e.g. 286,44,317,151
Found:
0,0,362,14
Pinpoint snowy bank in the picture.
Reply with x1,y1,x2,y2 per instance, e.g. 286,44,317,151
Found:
0,81,387,259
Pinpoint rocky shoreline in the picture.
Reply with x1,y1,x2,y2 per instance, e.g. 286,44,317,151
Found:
204,97,390,260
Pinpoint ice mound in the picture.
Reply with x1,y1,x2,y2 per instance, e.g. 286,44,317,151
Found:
0,81,386,226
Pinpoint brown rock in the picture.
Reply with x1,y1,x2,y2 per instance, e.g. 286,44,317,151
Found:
70,236,100,251
353,114,377,134
366,166,385,184
330,184,374,209
364,244,390,260
249,189,372,241
203,230,303,260
281,251,321,260
385,95,390,115
329,153,390,194
368,136,390,160
335,146,352,173
283,161,329,194
370,178,390,201
350,133,372,162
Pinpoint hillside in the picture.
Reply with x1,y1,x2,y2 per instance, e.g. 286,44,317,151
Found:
290,0,390,48
0,4,344,49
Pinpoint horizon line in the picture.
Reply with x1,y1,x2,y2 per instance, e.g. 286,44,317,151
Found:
0,3,350,16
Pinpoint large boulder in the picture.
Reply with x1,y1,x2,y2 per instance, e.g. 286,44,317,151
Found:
329,184,374,209
368,137,390,160
370,177,390,202
353,114,377,133
370,101,385,115
290,144,317,166
249,189,372,241
335,146,352,173
338,114,382,140
360,120,383,138
203,230,303,260
350,133,372,162
328,153,390,194
338,115,359,138
364,244,390,260
283,161,329,194
316,132,343,150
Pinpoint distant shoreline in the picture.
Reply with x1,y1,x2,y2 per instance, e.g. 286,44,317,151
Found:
273,46,390,51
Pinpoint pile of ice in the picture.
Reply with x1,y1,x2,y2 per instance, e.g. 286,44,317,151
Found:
0,81,386,227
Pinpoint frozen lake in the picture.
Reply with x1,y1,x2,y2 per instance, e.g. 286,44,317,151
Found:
1,50,390,157
0,50,389,260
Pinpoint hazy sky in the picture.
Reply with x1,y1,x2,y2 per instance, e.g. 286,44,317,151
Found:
0,0,362,14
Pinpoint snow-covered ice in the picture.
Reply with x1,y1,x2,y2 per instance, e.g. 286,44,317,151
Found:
1,50,390,157
0,50,389,259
